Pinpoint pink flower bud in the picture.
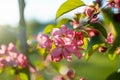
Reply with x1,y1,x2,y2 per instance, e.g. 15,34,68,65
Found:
98,46,108,53
105,32,114,45
0,45,7,54
85,28,99,37
53,75,65,80
79,77,86,80
116,47,120,54
66,70,75,79
37,33,52,50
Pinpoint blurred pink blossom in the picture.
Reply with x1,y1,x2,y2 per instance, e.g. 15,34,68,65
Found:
66,69,75,79
107,0,120,12
37,33,52,50
53,75,65,80
79,77,86,80
0,43,28,68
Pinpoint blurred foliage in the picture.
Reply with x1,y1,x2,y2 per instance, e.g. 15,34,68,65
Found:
0,26,17,45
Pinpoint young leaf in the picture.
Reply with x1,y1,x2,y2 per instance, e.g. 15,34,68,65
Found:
56,18,71,28
43,24,55,34
86,34,104,60
56,0,85,19
86,44,99,60
108,52,117,60
37,47,48,60
17,67,30,80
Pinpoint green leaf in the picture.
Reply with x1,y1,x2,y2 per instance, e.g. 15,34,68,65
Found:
102,8,120,54
89,23,107,38
102,8,114,25
17,67,30,80
51,62,61,72
43,24,55,34
108,52,117,60
19,73,28,80
56,0,85,19
87,35,104,51
0,67,14,80
86,35,104,60
86,44,99,60
56,18,71,28
37,48,48,60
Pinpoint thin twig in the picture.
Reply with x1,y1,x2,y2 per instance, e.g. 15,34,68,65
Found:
74,12,100,30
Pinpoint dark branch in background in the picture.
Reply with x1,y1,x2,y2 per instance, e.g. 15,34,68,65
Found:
18,0,28,54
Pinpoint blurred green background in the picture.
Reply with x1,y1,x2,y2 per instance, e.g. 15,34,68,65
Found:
0,20,119,80
0,0,119,80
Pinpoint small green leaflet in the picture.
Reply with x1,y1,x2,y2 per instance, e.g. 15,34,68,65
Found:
56,0,85,19
43,24,55,34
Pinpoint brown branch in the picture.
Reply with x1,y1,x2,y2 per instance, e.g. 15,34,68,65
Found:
18,0,28,54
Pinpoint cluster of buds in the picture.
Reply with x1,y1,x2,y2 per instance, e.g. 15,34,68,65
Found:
0,43,28,68
98,32,114,53
53,69,75,80
85,5,98,22
107,0,120,12
37,25,84,62
53,69,86,80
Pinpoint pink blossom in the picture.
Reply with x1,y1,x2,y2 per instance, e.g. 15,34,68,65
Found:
68,46,83,59
105,32,114,45
0,45,7,54
72,31,84,46
51,25,83,62
17,54,28,68
37,33,52,50
51,46,72,62
0,43,28,68
51,25,74,46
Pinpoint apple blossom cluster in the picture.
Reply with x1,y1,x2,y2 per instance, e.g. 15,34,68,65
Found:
0,43,28,68
37,25,84,62
36,0,119,62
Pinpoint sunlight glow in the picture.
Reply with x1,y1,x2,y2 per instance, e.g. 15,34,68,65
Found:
0,0,19,25
0,0,93,25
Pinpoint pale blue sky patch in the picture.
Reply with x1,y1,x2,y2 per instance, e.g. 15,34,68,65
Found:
0,0,94,25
